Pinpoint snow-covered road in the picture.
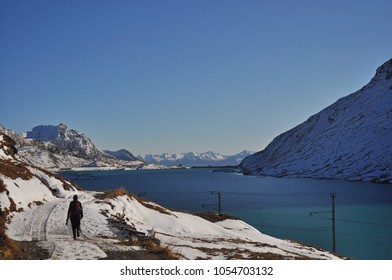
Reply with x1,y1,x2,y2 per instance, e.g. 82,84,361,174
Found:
7,192,134,260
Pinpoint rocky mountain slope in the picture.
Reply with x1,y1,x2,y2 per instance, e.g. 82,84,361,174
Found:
26,123,103,160
139,150,254,167
0,135,341,260
240,58,392,183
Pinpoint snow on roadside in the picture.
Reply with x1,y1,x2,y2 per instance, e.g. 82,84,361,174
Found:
1,176,56,210
27,166,78,197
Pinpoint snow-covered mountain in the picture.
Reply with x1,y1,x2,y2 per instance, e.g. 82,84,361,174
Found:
0,123,146,171
103,149,138,161
240,58,392,183
138,150,254,167
26,123,103,159
0,134,341,260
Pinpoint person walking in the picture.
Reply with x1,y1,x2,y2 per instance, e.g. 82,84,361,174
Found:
66,195,83,240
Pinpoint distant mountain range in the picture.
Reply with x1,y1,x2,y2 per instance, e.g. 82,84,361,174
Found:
0,123,252,170
138,150,254,167
240,58,392,183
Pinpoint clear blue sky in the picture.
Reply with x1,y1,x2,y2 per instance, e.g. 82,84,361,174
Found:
1,0,391,155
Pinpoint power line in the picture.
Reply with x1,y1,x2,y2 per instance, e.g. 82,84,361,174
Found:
222,192,332,197
337,236,392,249
251,223,331,232
309,210,333,220
335,218,392,227
338,208,392,220
337,231,392,241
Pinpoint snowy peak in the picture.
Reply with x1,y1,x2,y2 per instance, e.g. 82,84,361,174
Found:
26,123,102,159
26,123,67,142
363,58,392,89
240,58,392,183
374,58,392,80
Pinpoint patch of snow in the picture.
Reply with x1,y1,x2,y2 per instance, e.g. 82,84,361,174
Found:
1,177,56,210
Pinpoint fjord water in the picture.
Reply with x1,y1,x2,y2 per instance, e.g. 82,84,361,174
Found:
60,168,392,259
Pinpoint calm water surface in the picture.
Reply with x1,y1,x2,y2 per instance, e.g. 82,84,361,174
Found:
60,168,392,260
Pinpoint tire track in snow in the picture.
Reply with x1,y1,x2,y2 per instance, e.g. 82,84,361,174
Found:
21,202,52,241
20,200,59,255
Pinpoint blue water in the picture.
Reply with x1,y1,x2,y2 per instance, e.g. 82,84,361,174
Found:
59,168,392,260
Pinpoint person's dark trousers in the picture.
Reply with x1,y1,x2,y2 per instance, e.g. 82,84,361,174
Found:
70,215,81,239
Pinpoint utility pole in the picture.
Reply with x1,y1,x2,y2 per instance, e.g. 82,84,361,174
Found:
309,193,337,253
331,192,336,253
